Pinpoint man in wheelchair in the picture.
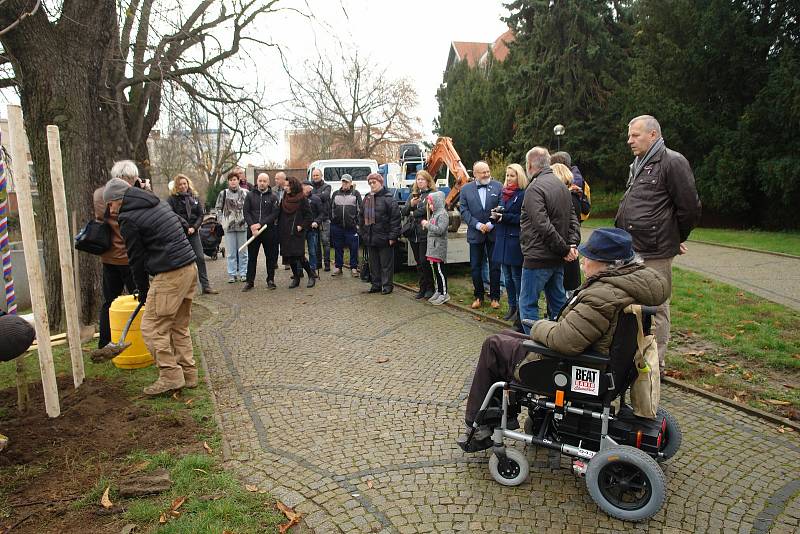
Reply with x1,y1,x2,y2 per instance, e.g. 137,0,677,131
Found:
457,227,669,453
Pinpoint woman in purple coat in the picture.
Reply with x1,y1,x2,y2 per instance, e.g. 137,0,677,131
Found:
490,163,528,325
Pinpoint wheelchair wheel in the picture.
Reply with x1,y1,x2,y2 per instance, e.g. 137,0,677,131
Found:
656,407,682,461
586,445,666,522
489,447,529,487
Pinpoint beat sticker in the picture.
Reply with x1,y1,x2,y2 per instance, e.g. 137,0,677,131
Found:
571,366,599,396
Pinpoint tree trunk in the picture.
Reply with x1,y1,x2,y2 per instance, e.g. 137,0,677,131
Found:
1,1,118,330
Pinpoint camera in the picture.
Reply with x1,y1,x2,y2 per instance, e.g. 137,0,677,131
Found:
489,205,505,220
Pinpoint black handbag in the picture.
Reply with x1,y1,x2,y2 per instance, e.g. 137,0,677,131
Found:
400,217,415,239
75,207,112,255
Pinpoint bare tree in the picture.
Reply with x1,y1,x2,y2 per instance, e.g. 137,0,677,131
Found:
0,0,288,328
289,52,421,161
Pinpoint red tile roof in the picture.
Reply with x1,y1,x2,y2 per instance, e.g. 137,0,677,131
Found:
451,41,490,68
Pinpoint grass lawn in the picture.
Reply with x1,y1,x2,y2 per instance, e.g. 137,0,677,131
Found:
397,264,800,420
582,217,800,257
0,319,288,533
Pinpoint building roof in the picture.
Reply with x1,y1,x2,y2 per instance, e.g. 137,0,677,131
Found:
451,41,491,68
489,28,514,62
447,29,515,72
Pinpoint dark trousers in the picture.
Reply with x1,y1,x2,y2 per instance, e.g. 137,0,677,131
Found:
315,220,331,269
464,329,530,426
331,223,359,269
409,239,434,294
286,255,313,279
187,232,210,290
246,227,277,283
367,245,394,291
431,261,447,294
99,263,135,348
469,241,501,300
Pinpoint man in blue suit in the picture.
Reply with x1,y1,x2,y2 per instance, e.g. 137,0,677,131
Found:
459,161,502,309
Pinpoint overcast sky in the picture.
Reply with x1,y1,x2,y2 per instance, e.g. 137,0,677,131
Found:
1,1,510,165
255,0,509,163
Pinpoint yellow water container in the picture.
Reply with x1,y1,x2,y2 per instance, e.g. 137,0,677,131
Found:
109,294,153,369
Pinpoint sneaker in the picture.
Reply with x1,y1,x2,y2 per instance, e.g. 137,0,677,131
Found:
331,268,343,276
427,291,442,303
239,275,247,282
351,268,359,277
431,293,450,306
228,277,237,283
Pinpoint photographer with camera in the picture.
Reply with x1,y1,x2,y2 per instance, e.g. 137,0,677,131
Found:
491,164,528,327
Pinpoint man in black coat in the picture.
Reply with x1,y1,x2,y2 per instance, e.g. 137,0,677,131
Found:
242,173,279,291
310,168,332,271
104,178,198,396
359,173,401,294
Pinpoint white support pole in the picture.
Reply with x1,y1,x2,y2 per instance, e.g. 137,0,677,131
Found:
7,105,60,417
47,125,84,388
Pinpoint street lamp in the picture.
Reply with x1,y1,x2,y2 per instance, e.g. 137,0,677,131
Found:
553,124,565,152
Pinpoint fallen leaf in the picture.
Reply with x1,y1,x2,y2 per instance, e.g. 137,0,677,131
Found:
375,357,389,364
185,398,194,406
192,468,208,475
765,399,791,406
259,489,267,494
742,372,754,381
245,484,259,492
169,496,186,512
127,461,150,474
367,480,374,489
714,372,723,377
120,524,137,534
172,391,181,400
202,441,213,454
101,486,113,509
721,333,736,340
777,426,786,434
701,383,713,390
159,512,167,524
169,510,181,518
276,501,301,533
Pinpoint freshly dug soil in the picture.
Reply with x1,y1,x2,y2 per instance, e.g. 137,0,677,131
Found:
0,375,204,533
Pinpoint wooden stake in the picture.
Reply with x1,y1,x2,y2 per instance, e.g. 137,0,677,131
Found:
7,105,60,417
71,210,83,324
47,125,84,388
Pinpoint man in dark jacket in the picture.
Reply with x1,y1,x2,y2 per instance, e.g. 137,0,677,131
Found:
104,178,198,396
242,173,279,291
359,173,401,294
457,228,668,452
615,115,701,371
310,168,332,271
330,174,362,276
519,147,580,334
303,181,324,280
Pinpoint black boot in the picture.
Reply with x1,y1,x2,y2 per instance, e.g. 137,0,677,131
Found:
288,277,300,289
503,306,518,321
303,260,316,288
289,263,301,288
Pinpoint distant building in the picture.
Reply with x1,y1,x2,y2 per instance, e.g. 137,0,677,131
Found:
445,28,514,72
286,127,406,169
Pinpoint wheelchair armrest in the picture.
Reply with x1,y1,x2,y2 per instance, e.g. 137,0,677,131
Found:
522,340,610,366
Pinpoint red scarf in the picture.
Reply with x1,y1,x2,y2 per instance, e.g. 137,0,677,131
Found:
502,183,519,203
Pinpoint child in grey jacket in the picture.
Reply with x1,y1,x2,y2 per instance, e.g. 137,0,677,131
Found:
421,191,449,305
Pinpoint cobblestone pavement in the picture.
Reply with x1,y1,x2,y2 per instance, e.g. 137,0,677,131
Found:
581,228,800,311
197,258,800,533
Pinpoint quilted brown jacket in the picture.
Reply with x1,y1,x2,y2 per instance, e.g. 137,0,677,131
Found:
532,263,668,356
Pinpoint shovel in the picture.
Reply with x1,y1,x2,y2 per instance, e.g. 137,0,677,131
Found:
90,300,144,362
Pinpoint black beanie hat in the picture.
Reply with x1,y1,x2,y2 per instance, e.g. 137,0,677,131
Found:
0,314,36,362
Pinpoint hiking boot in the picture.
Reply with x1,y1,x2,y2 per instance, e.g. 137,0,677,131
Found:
183,369,199,389
143,377,185,396
202,287,219,295
241,282,254,292
456,425,493,453
427,291,442,303
331,268,343,276
490,300,501,309
471,298,483,309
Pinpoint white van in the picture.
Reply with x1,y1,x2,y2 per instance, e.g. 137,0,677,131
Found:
307,159,379,197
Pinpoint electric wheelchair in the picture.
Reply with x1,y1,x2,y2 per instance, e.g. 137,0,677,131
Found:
464,305,682,522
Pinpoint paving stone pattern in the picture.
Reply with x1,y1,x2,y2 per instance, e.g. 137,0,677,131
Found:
197,259,800,533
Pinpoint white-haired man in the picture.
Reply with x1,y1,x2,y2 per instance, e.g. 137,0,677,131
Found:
615,115,701,373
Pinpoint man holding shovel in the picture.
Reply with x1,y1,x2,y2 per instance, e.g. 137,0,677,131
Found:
103,178,199,396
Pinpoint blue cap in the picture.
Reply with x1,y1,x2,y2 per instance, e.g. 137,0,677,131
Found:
578,227,635,262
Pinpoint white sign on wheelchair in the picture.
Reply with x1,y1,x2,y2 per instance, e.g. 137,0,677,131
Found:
571,366,599,396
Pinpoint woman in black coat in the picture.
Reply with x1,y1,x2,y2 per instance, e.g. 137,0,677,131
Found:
551,164,583,295
278,176,315,288
167,174,216,294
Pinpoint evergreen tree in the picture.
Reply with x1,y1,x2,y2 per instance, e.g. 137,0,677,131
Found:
503,0,632,185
